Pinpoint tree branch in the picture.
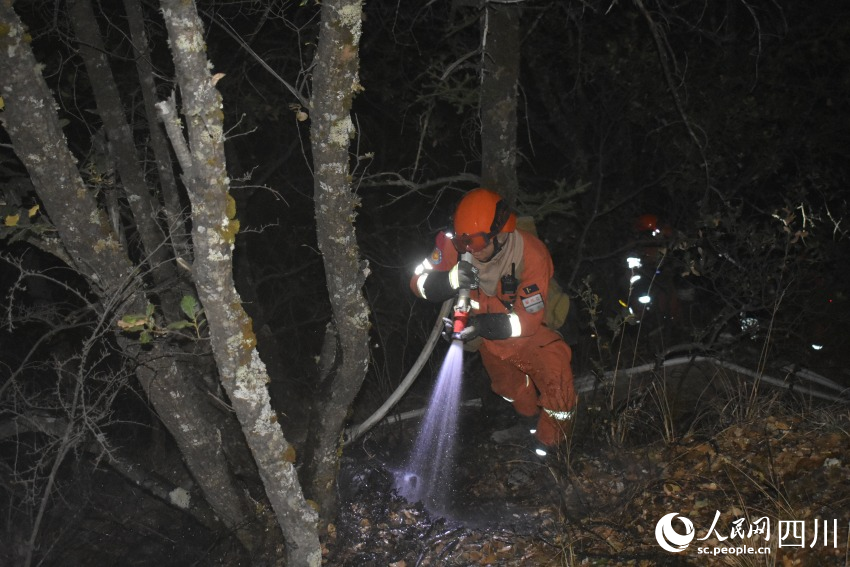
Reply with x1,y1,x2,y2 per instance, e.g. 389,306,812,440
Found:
632,0,714,210
155,94,194,179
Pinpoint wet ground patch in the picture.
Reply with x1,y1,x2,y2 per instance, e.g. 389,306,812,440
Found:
327,367,850,566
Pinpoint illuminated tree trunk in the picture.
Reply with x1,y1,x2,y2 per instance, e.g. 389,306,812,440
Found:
158,0,321,564
304,0,371,525
0,0,256,557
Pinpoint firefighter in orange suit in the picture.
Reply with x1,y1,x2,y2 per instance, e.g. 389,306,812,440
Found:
410,188,577,452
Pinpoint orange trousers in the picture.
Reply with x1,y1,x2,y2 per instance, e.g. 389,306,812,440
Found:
480,331,576,446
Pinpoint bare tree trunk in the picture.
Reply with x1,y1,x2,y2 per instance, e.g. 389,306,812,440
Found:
304,0,371,526
480,1,521,203
130,347,255,533
0,5,132,291
79,1,266,540
157,1,321,565
69,0,175,283
122,0,191,266
1,3,260,559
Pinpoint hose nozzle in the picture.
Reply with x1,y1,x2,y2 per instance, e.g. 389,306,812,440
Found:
452,252,473,338
452,304,470,336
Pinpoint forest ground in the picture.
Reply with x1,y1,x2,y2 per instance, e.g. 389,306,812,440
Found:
327,356,850,567
26,357,849,567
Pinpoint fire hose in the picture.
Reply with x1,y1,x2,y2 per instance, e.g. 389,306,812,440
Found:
342,298,452,445
343,253,474,445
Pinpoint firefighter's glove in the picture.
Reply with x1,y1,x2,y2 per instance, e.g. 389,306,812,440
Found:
441,317,454,342
421,261,478,302
455,322,479,342
449,261,479,290
458,313,518,341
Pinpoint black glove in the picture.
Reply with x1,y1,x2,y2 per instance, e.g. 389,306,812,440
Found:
441,317,455,342
421,261,479,302
457,313,516,341
455,322,479,341
449,260,479,291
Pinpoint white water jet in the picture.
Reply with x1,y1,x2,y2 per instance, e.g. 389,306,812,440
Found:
396,339,465,513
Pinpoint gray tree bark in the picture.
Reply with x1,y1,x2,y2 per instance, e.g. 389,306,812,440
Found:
480,1,521,203
69,0,176,283
0,4,131,291
1,2,262,560
303,0,372,526
157,1,321,565
122,0,191,267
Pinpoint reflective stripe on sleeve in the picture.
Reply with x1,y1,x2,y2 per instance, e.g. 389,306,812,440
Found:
508,313,522,337
414,259,431,275
414,259,434,298
448,264,460,289
416,273,429,298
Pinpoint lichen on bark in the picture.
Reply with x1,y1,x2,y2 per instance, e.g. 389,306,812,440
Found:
1,1,258,557
305,0,371,525
159,0,321,563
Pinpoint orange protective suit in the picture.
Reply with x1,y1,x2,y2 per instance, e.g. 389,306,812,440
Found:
411,228,577,446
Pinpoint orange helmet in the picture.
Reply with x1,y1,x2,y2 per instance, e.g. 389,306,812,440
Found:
635,213,659,232
451,188,516,253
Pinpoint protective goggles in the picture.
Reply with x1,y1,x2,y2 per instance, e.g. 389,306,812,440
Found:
449,198,513,253
450,231,494,253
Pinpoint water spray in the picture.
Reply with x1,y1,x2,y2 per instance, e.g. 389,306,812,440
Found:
396,251,473,513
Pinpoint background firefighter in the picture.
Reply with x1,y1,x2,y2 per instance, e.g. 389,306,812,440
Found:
410,188,577,454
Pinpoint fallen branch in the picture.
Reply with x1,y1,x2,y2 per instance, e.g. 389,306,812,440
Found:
779,365,847,394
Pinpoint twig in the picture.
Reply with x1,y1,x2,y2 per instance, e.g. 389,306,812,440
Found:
24,370,83,567
207,13,309,108
357,173,480,206
632,0,713,210
155,93,193,177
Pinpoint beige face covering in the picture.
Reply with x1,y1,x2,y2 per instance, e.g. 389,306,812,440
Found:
473,232,524,296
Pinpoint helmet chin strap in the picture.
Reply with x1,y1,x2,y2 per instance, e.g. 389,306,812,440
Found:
483,233,507,262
